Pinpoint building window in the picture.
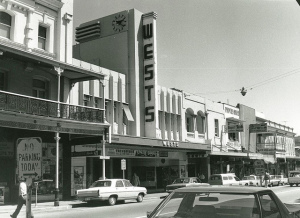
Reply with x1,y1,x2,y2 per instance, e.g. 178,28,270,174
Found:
196,115,205,134
0,71,6,90
33,78,47,99
114,102,117,122
83,95,91,106
214,119,219,137
38,25,47,50
158,111,163,129
186,109,194,132
94,97,100,108
0,12,11,39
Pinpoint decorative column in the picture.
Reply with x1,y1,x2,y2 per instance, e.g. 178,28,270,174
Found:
54,132,60,206
25,10,34,51
54,67,63,206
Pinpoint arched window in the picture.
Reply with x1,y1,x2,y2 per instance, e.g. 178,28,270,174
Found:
196,111,205,134
186,108,194,132
0,12,11,39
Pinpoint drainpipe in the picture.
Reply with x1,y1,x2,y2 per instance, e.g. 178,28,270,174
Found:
54,67,63,206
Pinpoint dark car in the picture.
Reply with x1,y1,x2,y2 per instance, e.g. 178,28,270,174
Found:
165,177,209,193
147,186,299,218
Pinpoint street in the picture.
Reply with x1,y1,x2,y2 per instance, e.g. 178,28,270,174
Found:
2,185,300,218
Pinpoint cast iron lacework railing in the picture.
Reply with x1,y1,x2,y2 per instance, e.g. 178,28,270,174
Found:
0,90,104,123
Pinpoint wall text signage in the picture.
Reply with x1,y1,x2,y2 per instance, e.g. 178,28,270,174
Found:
143,12,158,138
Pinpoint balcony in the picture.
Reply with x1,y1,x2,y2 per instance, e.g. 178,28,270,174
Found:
256,143,286,153
0,90,104,123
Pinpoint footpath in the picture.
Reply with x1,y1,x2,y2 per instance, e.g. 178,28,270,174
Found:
0,192,168,216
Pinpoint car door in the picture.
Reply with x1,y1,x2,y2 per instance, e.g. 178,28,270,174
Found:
115,180,127,200
123,180,137,199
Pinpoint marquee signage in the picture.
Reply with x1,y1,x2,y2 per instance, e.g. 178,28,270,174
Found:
143,12,158,138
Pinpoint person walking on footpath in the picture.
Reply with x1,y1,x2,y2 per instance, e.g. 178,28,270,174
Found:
132,173,140,187
263,171,270,188
11,179,34,218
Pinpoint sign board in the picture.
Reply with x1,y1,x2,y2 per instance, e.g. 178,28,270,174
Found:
99,156,110,159
121,159,126,170
227,124,244,133
249,123,268,133
255,168,265,176
17,137,42,181
253,160,264,168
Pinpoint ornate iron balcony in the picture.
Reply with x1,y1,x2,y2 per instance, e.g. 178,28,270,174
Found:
0,90,104,123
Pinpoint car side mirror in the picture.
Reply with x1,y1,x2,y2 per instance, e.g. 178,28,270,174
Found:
147,211,152,218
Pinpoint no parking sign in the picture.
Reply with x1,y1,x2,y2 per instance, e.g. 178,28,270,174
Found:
17,137,42,181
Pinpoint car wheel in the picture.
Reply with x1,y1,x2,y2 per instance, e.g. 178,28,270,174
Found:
290,183,294,187
297,184,299,187
108,196,117,206
245,183,248,186
137,194,143,203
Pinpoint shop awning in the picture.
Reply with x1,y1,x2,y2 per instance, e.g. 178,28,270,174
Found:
210,151,248,157
226,117,245,123
123,104,134,121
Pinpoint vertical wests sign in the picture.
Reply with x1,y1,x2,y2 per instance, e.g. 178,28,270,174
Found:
142,12,158,138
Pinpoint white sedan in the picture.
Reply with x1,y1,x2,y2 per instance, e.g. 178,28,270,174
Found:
75,179,147,206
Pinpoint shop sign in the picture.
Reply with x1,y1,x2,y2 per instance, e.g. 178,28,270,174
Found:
255,168,265,176
249,123,268,133
224,106,239,116
143,12,158,138
162,141,179,147
159,151,168,157
72,150,101,157
17,137,42,180
121,159,126,170
227,124,244,133
107,148,158,157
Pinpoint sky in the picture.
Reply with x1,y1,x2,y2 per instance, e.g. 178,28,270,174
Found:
74,0,300,135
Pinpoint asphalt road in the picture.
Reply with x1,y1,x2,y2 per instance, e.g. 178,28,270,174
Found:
7,185,300,218
34,198,161,218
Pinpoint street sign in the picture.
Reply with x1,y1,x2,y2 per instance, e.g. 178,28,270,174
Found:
253,160,264,168
121,159,126,170
255,168,265,176
249,123,268,133
17,137,42,181
99,156,110,159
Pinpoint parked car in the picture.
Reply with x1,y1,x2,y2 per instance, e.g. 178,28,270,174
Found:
240,175,261,186
275,175,289,185
75,179,147,206
166,177,209,193
289,171,300,187
262,175,280,187
208,173,241,186
146,186,299,218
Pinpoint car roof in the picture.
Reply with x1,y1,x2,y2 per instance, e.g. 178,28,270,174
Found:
96,179,127,182
173,185,271,194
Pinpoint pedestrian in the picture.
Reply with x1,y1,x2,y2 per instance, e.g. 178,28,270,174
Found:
132,173,140,186
263,171,270,188
11,179,34,218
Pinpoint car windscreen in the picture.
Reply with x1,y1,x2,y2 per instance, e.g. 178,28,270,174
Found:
152,192,258,218
243,176,255,180
173,178,189,184
290,172,300,177
90,181,112,187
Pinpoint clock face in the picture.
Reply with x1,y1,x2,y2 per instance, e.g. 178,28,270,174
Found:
112,14,126,32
